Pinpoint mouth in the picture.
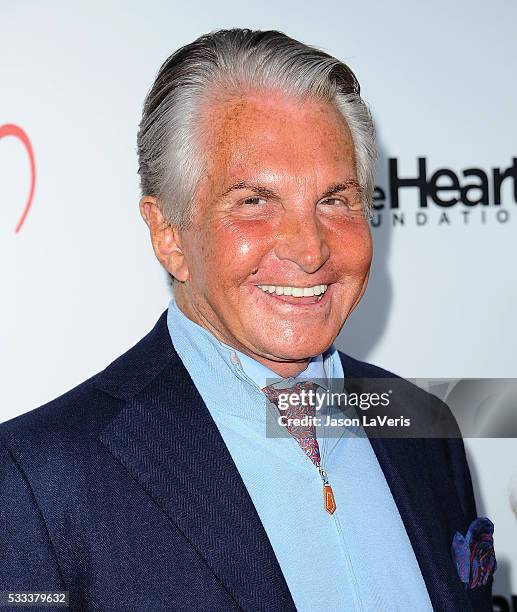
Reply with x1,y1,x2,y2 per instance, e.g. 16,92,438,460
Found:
255,283,331,306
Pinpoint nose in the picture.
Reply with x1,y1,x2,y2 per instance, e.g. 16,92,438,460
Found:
274,209,330,273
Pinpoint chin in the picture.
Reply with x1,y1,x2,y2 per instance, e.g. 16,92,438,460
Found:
257,334,336,362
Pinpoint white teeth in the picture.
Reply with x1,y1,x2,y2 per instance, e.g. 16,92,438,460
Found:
257,284,329,298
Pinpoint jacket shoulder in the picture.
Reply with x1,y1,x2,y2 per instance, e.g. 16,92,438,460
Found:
338,349,465,440
0,309,172,457
0,375,121,460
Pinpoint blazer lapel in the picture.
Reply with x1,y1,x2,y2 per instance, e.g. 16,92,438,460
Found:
96,313,295,612
340,353,473,611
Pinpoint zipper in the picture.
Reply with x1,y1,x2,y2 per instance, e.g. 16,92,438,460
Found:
317,464,337,514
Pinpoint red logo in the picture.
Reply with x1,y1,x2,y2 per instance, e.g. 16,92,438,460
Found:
0,123,36,233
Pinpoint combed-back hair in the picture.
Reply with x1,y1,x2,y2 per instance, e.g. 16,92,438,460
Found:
137,28,376,227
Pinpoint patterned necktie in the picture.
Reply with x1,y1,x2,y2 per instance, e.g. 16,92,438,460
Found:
262,380,337,514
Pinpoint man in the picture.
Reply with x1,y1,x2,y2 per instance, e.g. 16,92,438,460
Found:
0,29,494,611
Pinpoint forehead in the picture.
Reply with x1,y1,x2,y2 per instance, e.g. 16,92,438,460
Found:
199,89,356,191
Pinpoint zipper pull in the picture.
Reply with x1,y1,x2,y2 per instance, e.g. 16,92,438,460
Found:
318,465,337,515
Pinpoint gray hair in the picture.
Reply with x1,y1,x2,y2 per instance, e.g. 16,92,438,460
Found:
137,28,376,228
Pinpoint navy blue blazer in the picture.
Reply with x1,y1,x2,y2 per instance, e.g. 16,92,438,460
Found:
0,311,492,611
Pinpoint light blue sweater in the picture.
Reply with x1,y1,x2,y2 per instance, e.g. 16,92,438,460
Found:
167,296,432,611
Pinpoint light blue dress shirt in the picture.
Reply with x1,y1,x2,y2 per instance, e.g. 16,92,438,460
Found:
167,296,433,611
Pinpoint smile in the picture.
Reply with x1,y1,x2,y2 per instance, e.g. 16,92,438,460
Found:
257,284,328,298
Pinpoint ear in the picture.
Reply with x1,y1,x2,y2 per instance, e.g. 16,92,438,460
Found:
139,196,189,282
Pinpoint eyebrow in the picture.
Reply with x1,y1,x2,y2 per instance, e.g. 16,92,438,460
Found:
220,181,279,199
220,179,362,200
320,180,362,199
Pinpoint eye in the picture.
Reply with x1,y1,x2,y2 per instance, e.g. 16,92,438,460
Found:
320,197,359,209
321,197,345,206
242,196,267,206
319,196,366,220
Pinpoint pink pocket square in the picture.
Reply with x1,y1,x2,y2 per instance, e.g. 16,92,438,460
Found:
451,517,496,589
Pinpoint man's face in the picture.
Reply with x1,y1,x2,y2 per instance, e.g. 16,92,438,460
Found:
174,90,372,373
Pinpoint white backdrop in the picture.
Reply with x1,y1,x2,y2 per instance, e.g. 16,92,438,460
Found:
1,0,516,604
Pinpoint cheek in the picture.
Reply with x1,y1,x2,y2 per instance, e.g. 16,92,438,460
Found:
191,220,272,287
329,223,372,273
